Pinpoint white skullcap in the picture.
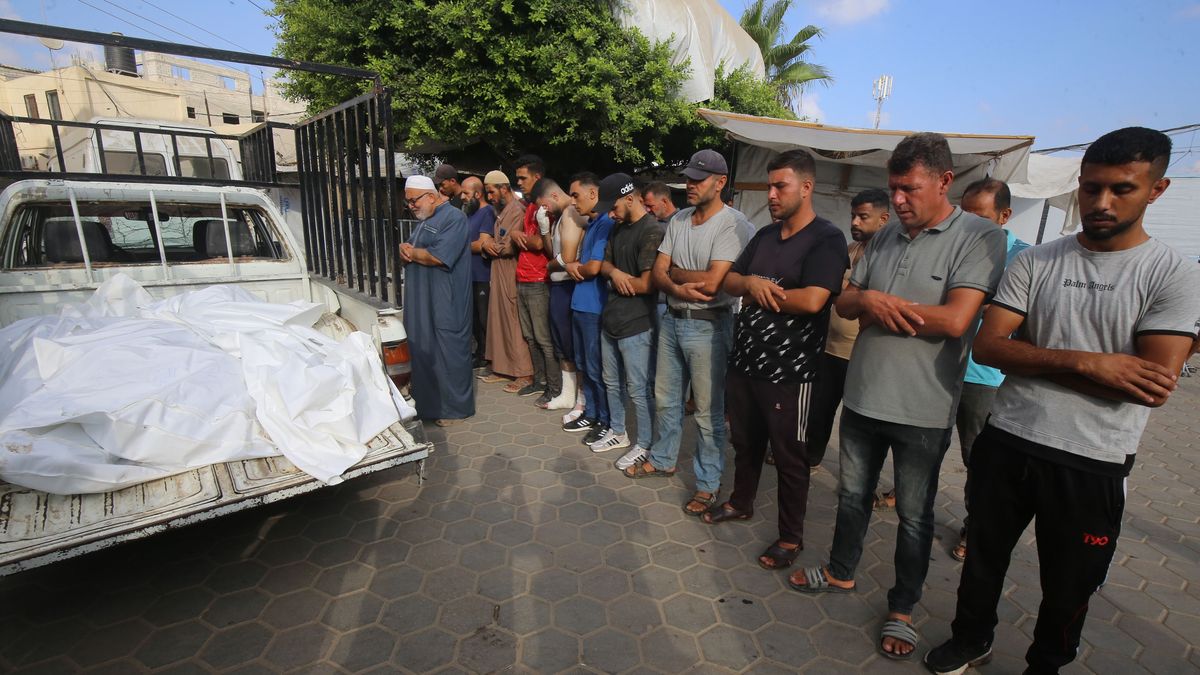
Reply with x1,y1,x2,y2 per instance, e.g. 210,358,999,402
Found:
405,175,436,191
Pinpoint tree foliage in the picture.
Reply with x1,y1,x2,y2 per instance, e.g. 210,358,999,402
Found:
738,0,831,113
272,0,801,172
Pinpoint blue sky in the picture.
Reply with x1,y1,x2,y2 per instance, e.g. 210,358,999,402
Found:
3,0,1198,174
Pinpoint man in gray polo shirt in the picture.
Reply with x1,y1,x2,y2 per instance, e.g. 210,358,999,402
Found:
620,149,751,520
926,128,1200,675
788,133,1006,661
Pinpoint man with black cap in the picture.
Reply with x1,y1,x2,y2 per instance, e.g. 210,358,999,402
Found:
621,149,752,521
434,164,464,211
593,172,664,455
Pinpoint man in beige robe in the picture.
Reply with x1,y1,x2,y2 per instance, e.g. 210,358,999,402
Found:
480,170,534,388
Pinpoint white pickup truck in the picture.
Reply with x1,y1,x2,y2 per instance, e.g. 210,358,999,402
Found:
0,177,429,575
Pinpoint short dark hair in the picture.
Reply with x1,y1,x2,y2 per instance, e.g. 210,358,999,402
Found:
537,179,561,198
887,132,953,176
568,171,599,189
1082,127,1172,180
962,177,1011,212
514,154,546,177
766,148,817,177
850,188,890,210
641,181,671,200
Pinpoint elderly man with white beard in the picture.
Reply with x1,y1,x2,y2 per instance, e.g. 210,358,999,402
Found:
400,174,475,426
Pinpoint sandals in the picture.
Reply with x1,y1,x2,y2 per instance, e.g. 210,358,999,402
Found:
952,535,968,562
683,490,718,517
879,618,919,660
872,490,896,512
757,540,802,570
788,566,855,595
701,502,752,524
622,462,676,479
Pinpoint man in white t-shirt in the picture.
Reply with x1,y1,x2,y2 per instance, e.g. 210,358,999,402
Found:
925,127,1200,675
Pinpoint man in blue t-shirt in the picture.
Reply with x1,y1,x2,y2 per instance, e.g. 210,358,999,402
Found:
563,173,615,445
950,177,1030,563
464,176,496,372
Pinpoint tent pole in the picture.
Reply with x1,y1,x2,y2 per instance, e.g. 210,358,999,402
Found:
1035,200,1050,244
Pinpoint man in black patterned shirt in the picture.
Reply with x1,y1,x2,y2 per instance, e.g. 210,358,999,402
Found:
702,149,849,571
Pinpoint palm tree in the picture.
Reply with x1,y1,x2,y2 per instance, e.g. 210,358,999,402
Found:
738,0,832,114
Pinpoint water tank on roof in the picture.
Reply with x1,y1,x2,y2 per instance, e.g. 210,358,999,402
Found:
104,33,137,77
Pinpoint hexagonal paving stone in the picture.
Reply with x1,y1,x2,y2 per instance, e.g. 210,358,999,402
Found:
200,623,273,670
206,560,268,594
640,626,701,674
530,568,580,602
664,593,719,634
422,567,477,602
580,567,632,602
69,618,149,667
699,624,760,671
631,566,682,600
460,540,508,572
756,623,818,665
135,620,214,669
554,596,607,636
811,620,875,665
558,502,600,526
261,589,327,629
459,626,518,673
650,541,699,571
579,521,625,548
477,568,528,602
201,589,269,628
326,625,398,672
144,587,216,627
393,627,458,673
510,542,556,574
604,542,652,572
379,594,439,635
580,627,641,674
309,538,364,567
314,561,373,597
369,564,424,599
439,594,500,635
608,593,663,635
520,628,581,672
498,596,552,636
320,590,384,631
557,542,603,573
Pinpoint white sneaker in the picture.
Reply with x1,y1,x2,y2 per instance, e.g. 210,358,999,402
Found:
615,445,648,470
589,429,630,453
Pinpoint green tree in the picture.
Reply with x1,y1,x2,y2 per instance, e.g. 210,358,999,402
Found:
738,0,831,114
272,0,692,171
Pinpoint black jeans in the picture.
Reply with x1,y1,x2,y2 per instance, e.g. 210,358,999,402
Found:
805,352,848,467
950,425,1124,673
954,382,998,529
472,281,490,361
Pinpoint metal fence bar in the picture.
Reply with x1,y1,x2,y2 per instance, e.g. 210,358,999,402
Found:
357,99,377,297
345,105,364,293
383,93,401,306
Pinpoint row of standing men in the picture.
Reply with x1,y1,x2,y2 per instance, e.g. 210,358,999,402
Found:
398,127,1200,674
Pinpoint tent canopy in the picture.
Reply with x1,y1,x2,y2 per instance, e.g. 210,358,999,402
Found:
697,109,1040,231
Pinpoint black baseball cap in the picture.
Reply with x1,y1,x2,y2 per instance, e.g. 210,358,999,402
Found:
595,172,636,215
680,149,728,180
433,163,458,182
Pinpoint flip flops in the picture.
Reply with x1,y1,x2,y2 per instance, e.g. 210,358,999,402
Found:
879,618,919,660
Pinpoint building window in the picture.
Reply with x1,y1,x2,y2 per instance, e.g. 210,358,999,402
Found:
171,65,190,80
45,91,62,120
251,110,265,123
23,94,39,118
221,112,240,125
221,76,236,91
186,106,196,119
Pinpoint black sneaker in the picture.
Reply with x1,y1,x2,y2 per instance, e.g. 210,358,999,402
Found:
517,383,544,397
583,423,608,446
563,417,595,433
472,357,489,370
923,638,992,675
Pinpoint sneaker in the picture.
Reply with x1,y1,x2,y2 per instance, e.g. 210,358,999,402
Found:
562,406,585,425
615,445,648,470
589,429,630,453
563,417,594,433
923,638,992,675
583,423,608,446
516,383,544,397
472,357,489,370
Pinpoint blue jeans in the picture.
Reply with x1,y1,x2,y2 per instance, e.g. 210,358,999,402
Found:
572,311,608,425
829,407,952,615
601,329,653,448
648,312,733,494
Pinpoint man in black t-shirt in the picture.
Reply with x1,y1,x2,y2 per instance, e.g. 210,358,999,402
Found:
703,150,849,573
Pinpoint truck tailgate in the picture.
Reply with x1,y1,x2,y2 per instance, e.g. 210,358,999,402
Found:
0,419,431,575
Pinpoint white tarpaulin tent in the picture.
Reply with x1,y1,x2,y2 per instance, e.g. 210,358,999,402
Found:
698,109,1035,233
616,1,766,103
1006,153,1082,242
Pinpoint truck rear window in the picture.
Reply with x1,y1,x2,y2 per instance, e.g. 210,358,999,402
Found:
3,200,286,268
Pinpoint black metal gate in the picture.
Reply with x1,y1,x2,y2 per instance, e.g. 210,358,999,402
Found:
295,90,404,307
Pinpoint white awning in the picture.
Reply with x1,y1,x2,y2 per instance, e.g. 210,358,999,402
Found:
698,108,1035,183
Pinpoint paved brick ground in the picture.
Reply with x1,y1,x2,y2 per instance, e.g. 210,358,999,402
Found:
2,358,1198,674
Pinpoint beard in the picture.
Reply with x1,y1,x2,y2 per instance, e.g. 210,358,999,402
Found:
464,199,480,216
1081,215,1136,241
